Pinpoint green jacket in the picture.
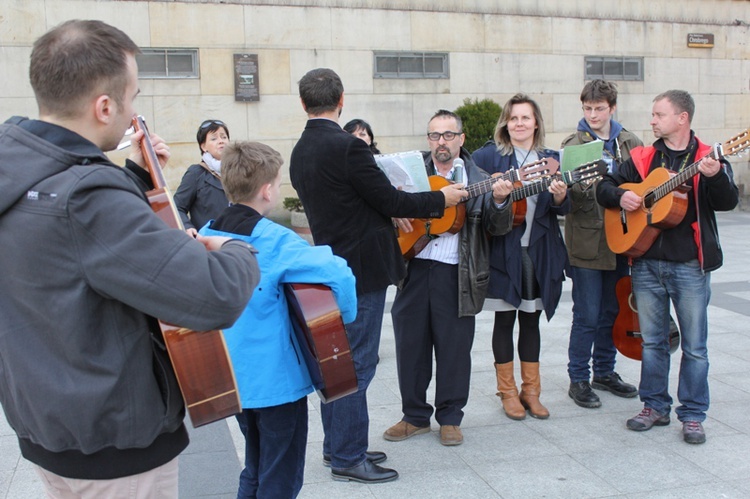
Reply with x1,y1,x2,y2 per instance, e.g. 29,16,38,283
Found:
561,128,642,269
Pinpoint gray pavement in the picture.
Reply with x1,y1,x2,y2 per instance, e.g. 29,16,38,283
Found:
2,211,750,498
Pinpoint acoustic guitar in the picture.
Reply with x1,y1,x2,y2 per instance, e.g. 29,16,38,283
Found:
509,160,608,227
604,129,750,257
613,275,680,361
397,157,560,259
285,283,358,403
132,115,241,427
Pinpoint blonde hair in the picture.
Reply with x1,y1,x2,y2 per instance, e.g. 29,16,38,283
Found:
220,142,283,204
494,93,546,156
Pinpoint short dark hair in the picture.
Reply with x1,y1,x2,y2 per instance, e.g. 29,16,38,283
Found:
221,141,283,205
580,79,618,107
343,118,380,154
298,68,343,115
428,109,463,132
29,19,140,119
196,119,230,155
494,93,546,155
654,89,695,123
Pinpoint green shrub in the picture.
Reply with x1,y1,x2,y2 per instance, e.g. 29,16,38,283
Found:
454,98,502,153
282,197,304,212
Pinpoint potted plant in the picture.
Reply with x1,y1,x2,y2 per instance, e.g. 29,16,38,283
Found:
283,197,313,245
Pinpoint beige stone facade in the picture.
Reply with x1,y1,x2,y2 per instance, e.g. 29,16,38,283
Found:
2,0,749,213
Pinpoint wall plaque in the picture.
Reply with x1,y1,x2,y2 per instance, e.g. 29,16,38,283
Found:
234,54,259,102
687,33,714,48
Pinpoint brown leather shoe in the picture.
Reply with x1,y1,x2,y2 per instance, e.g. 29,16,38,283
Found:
383,421,430,442
439,425,463,446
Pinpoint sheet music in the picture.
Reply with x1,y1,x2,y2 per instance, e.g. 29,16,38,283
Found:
374,150,431,193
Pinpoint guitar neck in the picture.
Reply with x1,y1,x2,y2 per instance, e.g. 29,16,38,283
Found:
510,176,554,202
464,170,517,200
650,149,718,204
132,116,168,190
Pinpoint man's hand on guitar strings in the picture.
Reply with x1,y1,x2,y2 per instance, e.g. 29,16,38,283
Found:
619,190,642,212
698,156,721,177
393,218,414,233
128,130,171,170
441,183,468,207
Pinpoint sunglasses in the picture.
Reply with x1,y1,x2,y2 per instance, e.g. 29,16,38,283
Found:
199,120,226,129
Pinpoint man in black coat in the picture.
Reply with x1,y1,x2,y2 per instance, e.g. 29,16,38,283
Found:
290,68,467,483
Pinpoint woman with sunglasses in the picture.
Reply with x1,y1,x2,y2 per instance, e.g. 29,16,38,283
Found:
174,119,231,236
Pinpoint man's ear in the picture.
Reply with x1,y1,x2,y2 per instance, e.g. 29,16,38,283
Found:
300,97,308,113
93,94,113,125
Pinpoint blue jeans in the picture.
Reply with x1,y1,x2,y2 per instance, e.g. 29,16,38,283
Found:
567,260,629,382
235,396,308,499
632,259,711,422
321,287,387,469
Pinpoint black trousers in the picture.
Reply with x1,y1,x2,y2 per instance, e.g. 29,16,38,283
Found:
391,259,475,426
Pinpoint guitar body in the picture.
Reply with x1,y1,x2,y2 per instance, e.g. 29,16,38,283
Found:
612,276,681,361
134,116,241,427
510,181,527,228
160,324,242,427
604,168,688,257
285,283,358,403
397,175,465,258
612,276,643,361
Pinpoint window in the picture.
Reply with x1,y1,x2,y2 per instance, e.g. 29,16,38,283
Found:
137,49,199,79
585,56,643,81
374,52,449,79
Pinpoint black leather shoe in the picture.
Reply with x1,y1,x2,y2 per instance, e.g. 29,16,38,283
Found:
569,381,602,408
331,459,398,483
323,451,386,467
592,372,638,398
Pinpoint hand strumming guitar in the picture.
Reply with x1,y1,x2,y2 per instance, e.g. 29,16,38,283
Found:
440,183,468,207
619,190,642,212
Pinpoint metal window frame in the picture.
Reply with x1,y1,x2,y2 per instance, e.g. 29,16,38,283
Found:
137,48,200,79
584,56,643,81
373,51,450,79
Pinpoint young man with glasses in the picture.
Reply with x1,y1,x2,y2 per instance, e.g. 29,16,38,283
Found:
562,80,642,409
384,110,514,446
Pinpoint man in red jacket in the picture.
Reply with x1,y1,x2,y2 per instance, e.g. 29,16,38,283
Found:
596,90,739,445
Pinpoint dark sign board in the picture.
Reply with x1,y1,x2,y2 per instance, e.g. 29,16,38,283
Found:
234,54,259,102
687,33,714,48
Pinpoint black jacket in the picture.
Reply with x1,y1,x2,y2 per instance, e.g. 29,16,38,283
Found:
290,118,445,294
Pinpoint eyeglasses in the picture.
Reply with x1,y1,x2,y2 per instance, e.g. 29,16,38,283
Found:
200,120,226,129
427,131,462,141
582,106,610,114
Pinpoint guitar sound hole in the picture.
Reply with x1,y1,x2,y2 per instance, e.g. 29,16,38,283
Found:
643,193,655,210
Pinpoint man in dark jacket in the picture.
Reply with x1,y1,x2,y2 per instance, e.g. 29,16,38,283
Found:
384,110,513,447
597,90,738,445
289,68,467,484
0,20,259,496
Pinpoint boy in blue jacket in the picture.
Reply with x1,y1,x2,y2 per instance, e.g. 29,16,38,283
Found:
200,141,357,498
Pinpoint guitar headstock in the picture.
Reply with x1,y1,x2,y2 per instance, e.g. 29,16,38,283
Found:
720,128,750,158
562,159,608,185
517,157,560,181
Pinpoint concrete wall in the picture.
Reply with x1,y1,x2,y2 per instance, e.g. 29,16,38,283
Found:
2,0,749,214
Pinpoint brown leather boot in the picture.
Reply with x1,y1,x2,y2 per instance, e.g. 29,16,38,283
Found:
494,362,526,420
520,361,549,419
